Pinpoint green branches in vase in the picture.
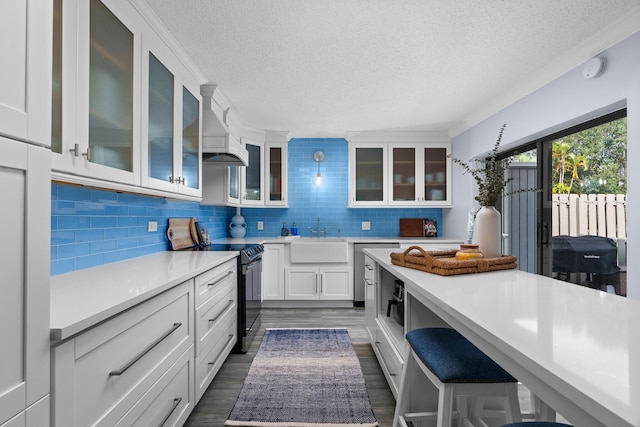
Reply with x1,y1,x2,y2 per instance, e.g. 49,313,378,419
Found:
450,124,539,207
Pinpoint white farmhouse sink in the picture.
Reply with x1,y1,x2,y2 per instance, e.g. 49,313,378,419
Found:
290,238,349,263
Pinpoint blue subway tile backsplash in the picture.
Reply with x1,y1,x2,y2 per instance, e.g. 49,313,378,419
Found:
240,138,442,238
51,138,442,275
50,183,233,275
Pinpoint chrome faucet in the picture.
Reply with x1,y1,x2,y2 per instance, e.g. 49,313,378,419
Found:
306,218,326,237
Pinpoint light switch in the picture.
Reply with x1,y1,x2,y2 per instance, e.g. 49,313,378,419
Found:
148,221,158,232
257,221,264,230
362,221,371,231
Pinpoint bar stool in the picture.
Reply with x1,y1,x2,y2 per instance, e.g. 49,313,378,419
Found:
393,328,522,427
503,423,572,427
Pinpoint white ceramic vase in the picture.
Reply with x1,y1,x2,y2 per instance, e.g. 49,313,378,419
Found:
475,206,502,258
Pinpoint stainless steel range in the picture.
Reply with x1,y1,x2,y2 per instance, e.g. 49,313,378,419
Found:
208,243,264,353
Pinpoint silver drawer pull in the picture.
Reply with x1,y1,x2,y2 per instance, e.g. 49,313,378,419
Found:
208,300,235,324
207,334,235,368
207,270,234,287
158,397,182,427
109,322,182,376
365,264,373,271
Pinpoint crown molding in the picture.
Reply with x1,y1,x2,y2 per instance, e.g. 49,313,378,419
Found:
346,130,450,144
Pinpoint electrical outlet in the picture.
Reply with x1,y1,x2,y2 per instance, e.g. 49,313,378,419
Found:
361,221,371,231
257,221,264,230
147,221,158,232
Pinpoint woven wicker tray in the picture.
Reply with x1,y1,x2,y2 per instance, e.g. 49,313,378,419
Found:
390,246,517,276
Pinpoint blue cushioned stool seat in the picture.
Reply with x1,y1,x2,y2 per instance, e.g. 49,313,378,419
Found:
502,423,572,427
393,327,522,427
406,327,517,383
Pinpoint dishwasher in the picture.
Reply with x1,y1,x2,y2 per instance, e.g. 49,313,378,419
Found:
354,242,400,306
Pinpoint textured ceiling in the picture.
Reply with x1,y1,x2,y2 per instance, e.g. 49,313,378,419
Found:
143,0,640,137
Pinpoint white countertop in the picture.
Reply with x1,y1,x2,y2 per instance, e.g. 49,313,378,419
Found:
50,251,238,343
214,236,463,245
365,247,640,427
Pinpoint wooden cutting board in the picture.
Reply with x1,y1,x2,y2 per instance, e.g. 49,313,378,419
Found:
167,218,196,250
399,218,425,237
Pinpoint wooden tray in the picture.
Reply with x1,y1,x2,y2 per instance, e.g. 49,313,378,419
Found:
390,246,517,276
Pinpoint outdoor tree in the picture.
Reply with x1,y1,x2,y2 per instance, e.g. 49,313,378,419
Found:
551,118,626,194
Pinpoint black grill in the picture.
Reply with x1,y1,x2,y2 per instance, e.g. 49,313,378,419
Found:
552,235,620,275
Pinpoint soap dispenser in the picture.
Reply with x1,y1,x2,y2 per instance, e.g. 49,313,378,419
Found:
280,222,289,236
291,222,298,236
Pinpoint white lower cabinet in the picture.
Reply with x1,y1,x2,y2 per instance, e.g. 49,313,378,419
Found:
115,347,194,427
262,244,284,300
194,308,236,402
373,325,404,398
193,261,238,402
284,266,352,300
51,281,193,427
363,255,378,342
0,396,49,427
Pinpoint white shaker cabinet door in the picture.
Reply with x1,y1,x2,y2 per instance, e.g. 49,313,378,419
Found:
0,0,52,146
0,138,50,426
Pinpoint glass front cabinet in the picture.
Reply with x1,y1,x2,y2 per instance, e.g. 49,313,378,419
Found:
265,131,288,207
51,0,139,186
140,34,201,198
51,0,202,199
241,138,264,206
348,134,451,207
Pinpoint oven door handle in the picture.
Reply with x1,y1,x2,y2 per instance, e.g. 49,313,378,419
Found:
245,257,262,269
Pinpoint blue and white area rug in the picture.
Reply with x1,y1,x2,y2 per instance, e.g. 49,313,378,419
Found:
225,328,378,426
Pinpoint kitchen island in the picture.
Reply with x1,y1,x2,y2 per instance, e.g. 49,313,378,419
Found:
364,247,639,427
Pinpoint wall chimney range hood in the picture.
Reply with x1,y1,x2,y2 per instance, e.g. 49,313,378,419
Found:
201,84,249,167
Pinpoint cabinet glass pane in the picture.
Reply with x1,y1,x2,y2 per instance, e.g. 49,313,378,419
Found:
51,0,62,154
88,0,134,171
245,144,261,200
182,87,199,189
355,147,383,201
269,147,282,201
392,147,415,201
148,53,174,183
229,166,239,199
424,147,447,201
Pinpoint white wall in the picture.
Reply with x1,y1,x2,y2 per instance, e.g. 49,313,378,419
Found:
446,31,640,298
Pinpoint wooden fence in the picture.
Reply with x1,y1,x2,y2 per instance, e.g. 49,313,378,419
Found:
551,194,627,239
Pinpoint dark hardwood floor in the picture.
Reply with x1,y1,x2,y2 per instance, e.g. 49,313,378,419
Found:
185,307,396,427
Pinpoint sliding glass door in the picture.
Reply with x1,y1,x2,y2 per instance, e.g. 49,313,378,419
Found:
500,111,627,294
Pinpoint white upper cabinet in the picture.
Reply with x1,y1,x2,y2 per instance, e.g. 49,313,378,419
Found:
349,143,388,206
50,0,203,199
241,138,264,206
51,0,141,186
264,131,288,207
0,0,52,147
348,131,451,207
140,34,202,198
203,130,288,208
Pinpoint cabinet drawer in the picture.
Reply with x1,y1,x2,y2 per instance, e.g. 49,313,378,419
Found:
364,255,376,283
52,282,192,427
194,259,237,308
115,346,194,427
195,308,236,402
195,281,236,354
374,328,403,395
